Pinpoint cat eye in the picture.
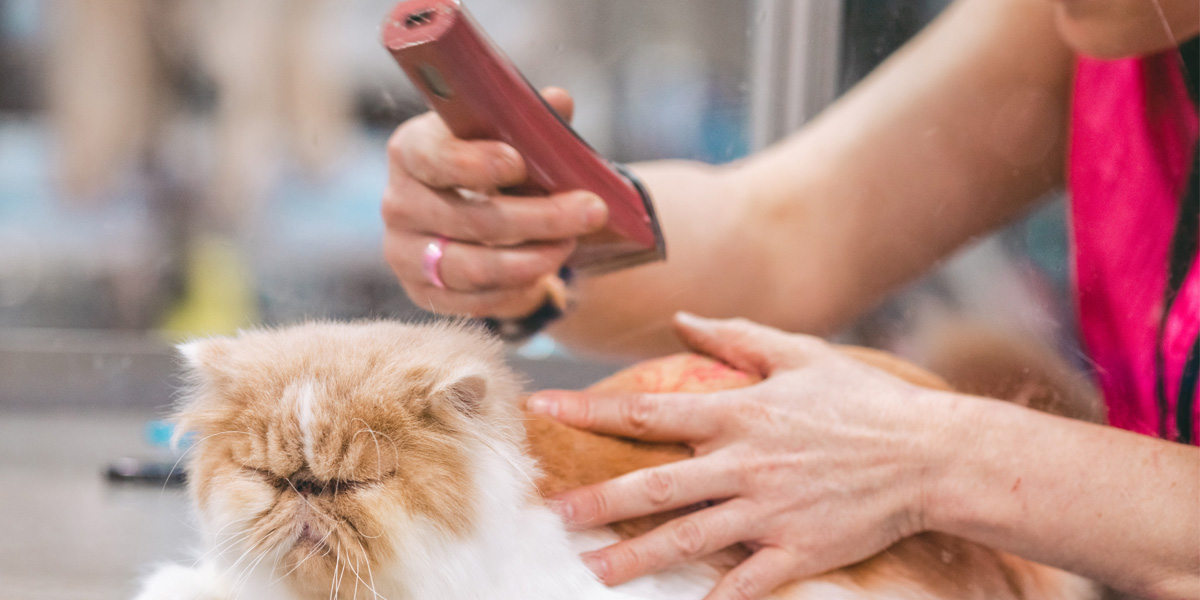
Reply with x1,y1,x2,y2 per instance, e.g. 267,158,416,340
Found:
240,466,287,488
240,466,274,478
237,465,377,494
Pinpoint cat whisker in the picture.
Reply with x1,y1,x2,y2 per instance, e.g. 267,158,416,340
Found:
200,512,280,566
230,537,275,599
350,419,402,481
193,528,256,569
329,543,344,600
157,429,257,500
338,541,390,600
223,521,294,595
215,532,272,591
271,521,339,585
341,512,384,541
342,547,374,600
180,507,257,536
209,513,261,539
462,426,539,493
218,545,266,599
283,478,344,527
353,553,362,600
353,536,386,600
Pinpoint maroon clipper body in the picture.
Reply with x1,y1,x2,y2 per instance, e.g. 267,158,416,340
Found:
382,0,665,274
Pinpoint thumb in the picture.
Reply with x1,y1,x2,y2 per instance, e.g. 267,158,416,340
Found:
671,313,825,376
540,86,575,123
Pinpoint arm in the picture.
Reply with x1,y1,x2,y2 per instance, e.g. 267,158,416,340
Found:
530,316,1199,600
928,392,1200,599
552,0,1075,356
382,0,1073,357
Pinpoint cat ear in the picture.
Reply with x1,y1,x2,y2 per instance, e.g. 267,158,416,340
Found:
419,371,489,425
177,336,235,379
440,373,488,416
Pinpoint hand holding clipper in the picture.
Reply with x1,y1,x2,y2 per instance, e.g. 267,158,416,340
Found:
381,0,665,340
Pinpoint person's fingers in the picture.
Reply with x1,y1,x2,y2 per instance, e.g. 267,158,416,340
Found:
580,502,754,586
540,86,575,123
383,186,608,247
703,546,799,600
671,313,829,376
526,390,724,442
385,233,575,292
388,112,527,190
550,457,742,530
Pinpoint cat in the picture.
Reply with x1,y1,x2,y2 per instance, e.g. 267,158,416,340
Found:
135,319,1096,600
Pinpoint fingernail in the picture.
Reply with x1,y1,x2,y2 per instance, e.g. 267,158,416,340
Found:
548,499,573,522
674,311,711,329
581,552,608,580
581,194,607,230
527,394,559,418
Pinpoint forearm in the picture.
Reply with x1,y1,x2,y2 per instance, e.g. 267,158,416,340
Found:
550,0,1074,358
926,392,1200,598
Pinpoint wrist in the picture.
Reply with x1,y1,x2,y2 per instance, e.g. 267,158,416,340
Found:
905,387,979,537
484,268,573,342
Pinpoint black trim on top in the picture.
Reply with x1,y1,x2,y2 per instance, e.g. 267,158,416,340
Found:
1155,38,1199,443
1180,36,1198,108
1178,337,1199,445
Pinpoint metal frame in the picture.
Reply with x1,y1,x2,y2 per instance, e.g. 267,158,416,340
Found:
748,0,843,150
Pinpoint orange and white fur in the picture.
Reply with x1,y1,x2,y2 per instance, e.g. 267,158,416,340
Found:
136,320,1095,600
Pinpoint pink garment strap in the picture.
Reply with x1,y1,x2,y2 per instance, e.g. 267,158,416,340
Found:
1069,50,1199,441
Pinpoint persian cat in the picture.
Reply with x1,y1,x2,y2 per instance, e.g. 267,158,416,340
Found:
135,320,1095,600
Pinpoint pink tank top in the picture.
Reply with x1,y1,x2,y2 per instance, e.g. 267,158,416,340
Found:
1069,50,1199,442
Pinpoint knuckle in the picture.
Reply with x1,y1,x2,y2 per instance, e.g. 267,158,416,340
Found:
608,543,647,577
570,394,596,428
379,188,413,225
726,573,759,600
578,487,610,524
444,148,487,182
739,454,785,490
457,258,499,290
734,460,758,490
735,455,774,491
642,468,676,507
668,518,707,557
390,124,430,172
385,123,409,158
727,397,769,430
541,195,576,235
620,394,657,436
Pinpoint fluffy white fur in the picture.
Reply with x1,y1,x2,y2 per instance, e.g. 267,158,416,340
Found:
136,321,1097,600
136,379,710,600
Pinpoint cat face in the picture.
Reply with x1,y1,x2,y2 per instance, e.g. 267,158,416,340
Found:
175,321,522,595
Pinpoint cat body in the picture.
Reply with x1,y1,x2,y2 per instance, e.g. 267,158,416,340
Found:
136,320,1094,600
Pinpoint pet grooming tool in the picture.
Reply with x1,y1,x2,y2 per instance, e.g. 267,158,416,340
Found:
381,0,666,338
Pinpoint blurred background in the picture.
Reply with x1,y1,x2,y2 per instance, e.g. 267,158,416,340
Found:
0,1,1082,598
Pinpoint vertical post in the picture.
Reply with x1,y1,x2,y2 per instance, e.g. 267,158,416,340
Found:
748,0,843,151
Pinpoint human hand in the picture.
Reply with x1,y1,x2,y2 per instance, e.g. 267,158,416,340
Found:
381,87,609,319
526,313,948,600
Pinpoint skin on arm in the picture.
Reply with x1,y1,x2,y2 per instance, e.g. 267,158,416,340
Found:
927,387,1200,599
551,0,1075,358
529,315,1200,600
